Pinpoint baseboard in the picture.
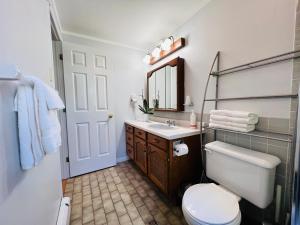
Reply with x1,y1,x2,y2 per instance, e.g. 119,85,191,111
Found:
56,197,71,225
117,156,129,163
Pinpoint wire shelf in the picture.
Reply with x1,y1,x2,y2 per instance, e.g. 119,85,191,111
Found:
210,50,300,76
205,127,293,143
205,94,298,102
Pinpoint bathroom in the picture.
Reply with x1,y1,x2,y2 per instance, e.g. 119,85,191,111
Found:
0,0,299,225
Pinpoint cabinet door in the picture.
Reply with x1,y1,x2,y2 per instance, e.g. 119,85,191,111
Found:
134,137,147,174
148,144,168,193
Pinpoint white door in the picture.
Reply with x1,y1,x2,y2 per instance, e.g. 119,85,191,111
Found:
62,42,116,177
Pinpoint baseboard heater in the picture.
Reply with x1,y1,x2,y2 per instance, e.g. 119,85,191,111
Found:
57,197,71,225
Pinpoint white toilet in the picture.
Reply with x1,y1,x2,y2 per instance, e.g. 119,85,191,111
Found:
182,141,281,225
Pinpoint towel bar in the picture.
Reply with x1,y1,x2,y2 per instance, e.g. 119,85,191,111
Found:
0,64,21,80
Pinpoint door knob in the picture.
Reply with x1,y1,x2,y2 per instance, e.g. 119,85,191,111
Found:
108,113,113,119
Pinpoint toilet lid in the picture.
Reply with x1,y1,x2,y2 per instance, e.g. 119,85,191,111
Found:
182,183,240,225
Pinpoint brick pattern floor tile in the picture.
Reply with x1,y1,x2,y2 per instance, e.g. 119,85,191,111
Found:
65,161,188,225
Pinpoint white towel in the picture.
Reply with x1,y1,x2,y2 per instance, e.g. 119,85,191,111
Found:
25,76,65,154
209,122,255,133
210,109,258,119
210,119,256,128
210,114,258,125
14,86,44,170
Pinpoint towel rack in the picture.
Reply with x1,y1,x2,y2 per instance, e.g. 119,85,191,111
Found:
0,64,21,80
200,50,300,146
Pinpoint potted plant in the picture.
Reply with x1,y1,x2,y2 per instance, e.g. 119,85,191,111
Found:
138,99,153,121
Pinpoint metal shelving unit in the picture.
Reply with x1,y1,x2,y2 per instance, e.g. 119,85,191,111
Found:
199,50,300,168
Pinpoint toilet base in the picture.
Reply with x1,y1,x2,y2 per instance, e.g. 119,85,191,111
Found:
183,208,242,225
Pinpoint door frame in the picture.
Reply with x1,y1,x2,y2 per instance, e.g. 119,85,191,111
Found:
50,12,71,179
52,40,70,179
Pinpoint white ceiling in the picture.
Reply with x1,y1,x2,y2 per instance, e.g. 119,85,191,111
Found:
55,0,211,50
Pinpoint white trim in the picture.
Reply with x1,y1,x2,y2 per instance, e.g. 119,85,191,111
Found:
48,0,63,41
117,156,129,163
56,197,71,225
62,31,146,52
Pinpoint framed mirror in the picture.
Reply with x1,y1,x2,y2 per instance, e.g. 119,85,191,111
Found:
147,57,184,112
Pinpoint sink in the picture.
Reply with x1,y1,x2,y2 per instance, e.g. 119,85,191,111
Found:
147,123,177,130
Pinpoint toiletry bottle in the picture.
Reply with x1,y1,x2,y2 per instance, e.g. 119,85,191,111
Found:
190,110,197,128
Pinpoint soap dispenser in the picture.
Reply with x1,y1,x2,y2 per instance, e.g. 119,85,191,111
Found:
190,110,197,128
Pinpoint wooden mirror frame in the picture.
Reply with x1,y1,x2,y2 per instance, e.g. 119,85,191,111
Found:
147,57,184,112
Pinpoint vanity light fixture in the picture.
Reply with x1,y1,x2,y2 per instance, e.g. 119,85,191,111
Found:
143,37,185,65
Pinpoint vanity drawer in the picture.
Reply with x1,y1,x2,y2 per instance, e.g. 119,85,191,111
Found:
148,133,168,151
127,144,134,160
126,124,134,134
126,133,134,146
135,128,146,140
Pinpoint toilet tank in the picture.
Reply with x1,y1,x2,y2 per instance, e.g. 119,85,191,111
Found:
205,141,281,209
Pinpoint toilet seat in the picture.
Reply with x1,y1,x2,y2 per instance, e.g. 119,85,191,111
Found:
182,183,241,225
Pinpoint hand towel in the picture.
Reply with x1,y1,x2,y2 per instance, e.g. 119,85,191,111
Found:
210,114,258,125
209,122,255,133
210,109,258,119
209,119,256,128
14,85,44,170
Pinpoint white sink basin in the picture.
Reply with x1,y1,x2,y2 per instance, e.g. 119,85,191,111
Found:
147,123,177,130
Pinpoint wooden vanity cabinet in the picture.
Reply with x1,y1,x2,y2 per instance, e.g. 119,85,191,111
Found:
125,123,202,201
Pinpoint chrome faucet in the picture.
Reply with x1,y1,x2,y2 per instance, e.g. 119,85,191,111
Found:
166,120,176,126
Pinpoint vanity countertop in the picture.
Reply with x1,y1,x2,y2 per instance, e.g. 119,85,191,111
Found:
125,120,203,140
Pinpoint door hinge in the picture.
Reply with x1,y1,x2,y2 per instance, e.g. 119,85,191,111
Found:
66,157,69,163
59,53,63,60
63,108,66,113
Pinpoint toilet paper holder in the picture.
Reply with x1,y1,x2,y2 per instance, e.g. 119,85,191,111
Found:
173,140,189,157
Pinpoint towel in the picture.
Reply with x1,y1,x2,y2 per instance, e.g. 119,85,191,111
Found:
25,76,65,154
209,122,255,132
14,86,44,170
210,119,256,128
210,109,258,119
210,114,258,125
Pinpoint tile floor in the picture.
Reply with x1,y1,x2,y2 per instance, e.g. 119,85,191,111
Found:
64,161,188,225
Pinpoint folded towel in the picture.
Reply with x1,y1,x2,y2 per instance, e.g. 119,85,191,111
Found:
210,119,256,128
210,114,258,125
209,122,255,132
14,85,44,170
210,109,258,119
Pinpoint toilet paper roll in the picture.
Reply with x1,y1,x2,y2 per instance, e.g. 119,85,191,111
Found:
174,143,189,156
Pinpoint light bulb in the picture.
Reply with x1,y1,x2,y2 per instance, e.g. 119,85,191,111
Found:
162,37,173,51
152,47,161,58
143,54,151,64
